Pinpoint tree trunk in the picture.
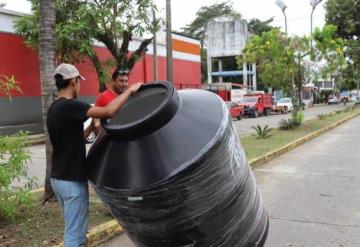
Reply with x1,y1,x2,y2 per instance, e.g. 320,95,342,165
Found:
88,51,106,92
39,0,56,200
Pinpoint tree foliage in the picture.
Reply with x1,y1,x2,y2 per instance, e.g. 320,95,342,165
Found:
248,18,276,35
325,0,360,39
15,0,159,90
239,25,346,106
238,29,295,94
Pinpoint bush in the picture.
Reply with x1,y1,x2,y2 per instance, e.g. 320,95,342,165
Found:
318,113,327,120
252,125,272,139
0,132,36,219
279,111,304,130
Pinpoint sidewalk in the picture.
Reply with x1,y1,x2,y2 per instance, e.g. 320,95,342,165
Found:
256,115,360,246
101,115,360,246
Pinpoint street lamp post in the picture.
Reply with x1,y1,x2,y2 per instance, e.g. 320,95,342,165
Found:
275,0,288,35
310,0,322,48
166,0,173,82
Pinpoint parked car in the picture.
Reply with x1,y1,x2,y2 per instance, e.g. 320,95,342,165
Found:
356,95,360,104
350,94,357,102
276,98,293,114
226,101,244,120
327,95,339,105
238,93,273,118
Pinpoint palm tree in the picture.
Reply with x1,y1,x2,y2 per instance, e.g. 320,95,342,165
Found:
38,0,56,200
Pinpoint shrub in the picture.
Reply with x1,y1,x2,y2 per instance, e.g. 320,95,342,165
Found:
318,114,327,120
0,132,36,219
252,125,272,139
279,111,304,130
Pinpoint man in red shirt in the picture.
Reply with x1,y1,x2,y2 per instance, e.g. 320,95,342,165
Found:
96,69,129,107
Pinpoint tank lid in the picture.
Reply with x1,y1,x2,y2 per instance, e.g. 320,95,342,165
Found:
103,81,179,140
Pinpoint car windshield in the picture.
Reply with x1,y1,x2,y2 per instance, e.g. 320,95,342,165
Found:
239,97,257,103
278,98,290,103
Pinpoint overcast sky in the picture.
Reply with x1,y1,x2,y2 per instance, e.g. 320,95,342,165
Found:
2,0,327,37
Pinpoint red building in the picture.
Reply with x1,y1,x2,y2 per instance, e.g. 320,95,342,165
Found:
0,9,201,134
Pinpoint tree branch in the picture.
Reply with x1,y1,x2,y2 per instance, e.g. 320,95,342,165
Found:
126,37,153,70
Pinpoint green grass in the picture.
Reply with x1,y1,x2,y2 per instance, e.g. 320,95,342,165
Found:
0,189,113,246
241,106,360,161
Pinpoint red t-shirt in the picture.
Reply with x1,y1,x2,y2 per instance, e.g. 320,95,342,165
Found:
95,89,117,107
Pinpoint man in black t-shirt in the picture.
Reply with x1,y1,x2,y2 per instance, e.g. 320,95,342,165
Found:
47,63,142,246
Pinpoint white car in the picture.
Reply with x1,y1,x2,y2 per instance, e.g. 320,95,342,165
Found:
276,98,293,114
327,96,339,104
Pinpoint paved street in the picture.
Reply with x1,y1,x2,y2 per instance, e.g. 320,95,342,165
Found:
100,115,360,246
234,103,352,136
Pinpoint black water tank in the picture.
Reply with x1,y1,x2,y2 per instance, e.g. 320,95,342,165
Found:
87,81,269,247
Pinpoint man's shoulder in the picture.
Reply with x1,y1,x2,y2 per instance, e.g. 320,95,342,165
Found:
96,89,116,106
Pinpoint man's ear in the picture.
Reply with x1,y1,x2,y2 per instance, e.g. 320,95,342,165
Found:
70,78,77,87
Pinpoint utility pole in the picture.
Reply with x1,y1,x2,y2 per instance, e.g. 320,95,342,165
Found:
166,0,173,82
152,9,158,82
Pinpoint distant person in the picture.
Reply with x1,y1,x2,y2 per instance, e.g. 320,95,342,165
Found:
47,63,142,247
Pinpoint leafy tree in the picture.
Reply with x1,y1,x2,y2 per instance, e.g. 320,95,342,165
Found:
238,29,295,95
181,1,241,82
248,18,276,35
326,0,360,89
16,0,159,92
239,25,345,111
325,0,360,39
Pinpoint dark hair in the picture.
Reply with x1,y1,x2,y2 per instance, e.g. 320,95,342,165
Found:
54,74,71,91
112,69,129,80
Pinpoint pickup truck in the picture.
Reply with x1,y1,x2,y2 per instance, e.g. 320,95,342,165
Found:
226,101,244,120
238,93,273,118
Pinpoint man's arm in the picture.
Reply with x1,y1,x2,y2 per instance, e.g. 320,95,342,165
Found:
86,82,142,119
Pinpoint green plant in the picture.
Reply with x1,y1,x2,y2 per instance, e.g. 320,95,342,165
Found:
318,113,327,120
280,111,304,130
0,132,37,219
252,125,272,139
0,75,22,100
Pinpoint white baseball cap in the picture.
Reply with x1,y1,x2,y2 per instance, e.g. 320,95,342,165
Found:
54,63,85,80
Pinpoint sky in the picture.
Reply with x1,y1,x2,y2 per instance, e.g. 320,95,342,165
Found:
2,0,327,37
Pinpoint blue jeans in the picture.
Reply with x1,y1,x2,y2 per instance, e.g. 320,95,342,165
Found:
51,178,89,247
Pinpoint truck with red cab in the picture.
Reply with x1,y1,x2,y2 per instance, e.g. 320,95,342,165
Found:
238,93,273,118
225,101,244,120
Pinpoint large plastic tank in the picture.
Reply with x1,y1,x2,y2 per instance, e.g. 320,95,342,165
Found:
87,81,269,247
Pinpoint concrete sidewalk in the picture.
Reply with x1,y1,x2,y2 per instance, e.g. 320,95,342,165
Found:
255,115,360,246
101,116,360,246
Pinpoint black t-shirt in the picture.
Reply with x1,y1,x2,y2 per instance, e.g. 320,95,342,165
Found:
47,97,91,182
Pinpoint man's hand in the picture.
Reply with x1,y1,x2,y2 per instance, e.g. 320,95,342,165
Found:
128,82,143,94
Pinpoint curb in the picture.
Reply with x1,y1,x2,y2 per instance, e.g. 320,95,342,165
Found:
53,220,123,247
24,134,45,146
249,110,360,167
46,109,359,247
